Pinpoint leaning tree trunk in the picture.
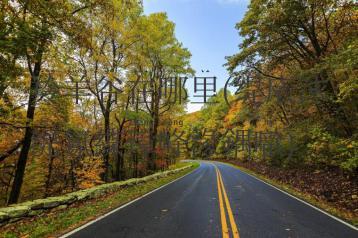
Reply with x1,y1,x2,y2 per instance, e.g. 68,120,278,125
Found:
8,61,41,205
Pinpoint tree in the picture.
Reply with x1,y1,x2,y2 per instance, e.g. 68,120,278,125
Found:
6,0,89,204
226,0,357,137
130,13,193,171
66,0,142,182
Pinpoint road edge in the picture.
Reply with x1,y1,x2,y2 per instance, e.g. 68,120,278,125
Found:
60,162,201,238
216,161,358,231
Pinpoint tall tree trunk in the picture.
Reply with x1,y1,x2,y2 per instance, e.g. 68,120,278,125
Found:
115,128,126,181
318,71,353,136
103,112,110,182
44,134,55,197
69,160,76,191
8,61,41,205
147,75,163,172
133,96,140,177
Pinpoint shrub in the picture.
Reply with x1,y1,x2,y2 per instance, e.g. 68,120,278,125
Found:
306,127,358,171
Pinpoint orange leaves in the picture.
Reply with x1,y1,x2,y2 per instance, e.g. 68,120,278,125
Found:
76,156,104,189
155,159,167,170
223,100,243,129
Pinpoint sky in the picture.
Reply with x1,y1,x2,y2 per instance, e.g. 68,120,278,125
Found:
143,0,249,112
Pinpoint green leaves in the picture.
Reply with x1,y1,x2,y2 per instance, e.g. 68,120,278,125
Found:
131,13,193,76
222,0,357,172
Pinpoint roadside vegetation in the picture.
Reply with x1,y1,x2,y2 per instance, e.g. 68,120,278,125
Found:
0,0,193,207
181,0,357,224
0,162,198,238
222,160,358,226
0,0,357,232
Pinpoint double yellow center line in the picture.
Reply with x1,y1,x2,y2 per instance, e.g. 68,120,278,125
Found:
215,165,240,238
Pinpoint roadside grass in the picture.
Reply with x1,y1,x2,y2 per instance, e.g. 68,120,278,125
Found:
0,162,199,238
168,161,190,169
220,161,358,227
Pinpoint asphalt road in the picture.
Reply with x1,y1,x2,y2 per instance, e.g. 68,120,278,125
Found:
64,161,358,238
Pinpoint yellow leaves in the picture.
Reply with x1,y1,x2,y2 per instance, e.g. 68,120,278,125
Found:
0,98,7,111
230,119,249,131
110,19,125,33
92,53,107,63
255,120,268,132
107,72,115,81
76,156,104,189
223,101,243,129
69,111,90,129
0,132,22,154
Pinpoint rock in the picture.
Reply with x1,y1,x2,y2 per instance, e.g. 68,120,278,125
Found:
111,181,126,189
76,193,89,201
9,200,43,210
0,221,8,226
148,174,160,180
143,176,152,181
136,177,147,183
86,187,107,198
63,194,78,204
19,199,54,210
73,191,90,201
9,217,22,223
42,198,61,209
0,206,29,218
28,209,43,216
26,200,45,210
136,178,145,183
0,165,195,225
21,195,75,211
52,204,68,211
56,195,77,205
127,178,138,185
0,211,9,222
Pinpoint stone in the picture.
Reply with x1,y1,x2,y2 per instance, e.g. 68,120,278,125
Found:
63,194,78,204
41,198,61,209
0,206,29,218
0,164,194,225
0,212,9,222
122,178,137,186
86,187,107,198
52,204,68,211
28,209,43,216
73,191,90,201
26,200,45,210
9,217,22,223
147,174,159,180
9,201,41,210
137,177,148,183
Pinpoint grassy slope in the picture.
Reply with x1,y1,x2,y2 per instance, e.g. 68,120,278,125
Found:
1,162,199,238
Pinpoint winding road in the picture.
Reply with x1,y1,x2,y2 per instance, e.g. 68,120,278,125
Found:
63,161,358,238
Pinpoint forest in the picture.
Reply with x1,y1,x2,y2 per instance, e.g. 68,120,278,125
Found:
183,0,357,170
0,0,357,217
0,0,193,206
181,0,357,214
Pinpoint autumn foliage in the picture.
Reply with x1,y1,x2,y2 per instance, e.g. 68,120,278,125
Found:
0,0,192,206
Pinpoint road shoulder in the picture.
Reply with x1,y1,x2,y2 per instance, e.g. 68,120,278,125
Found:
216,160,358,229
0,163,199,238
